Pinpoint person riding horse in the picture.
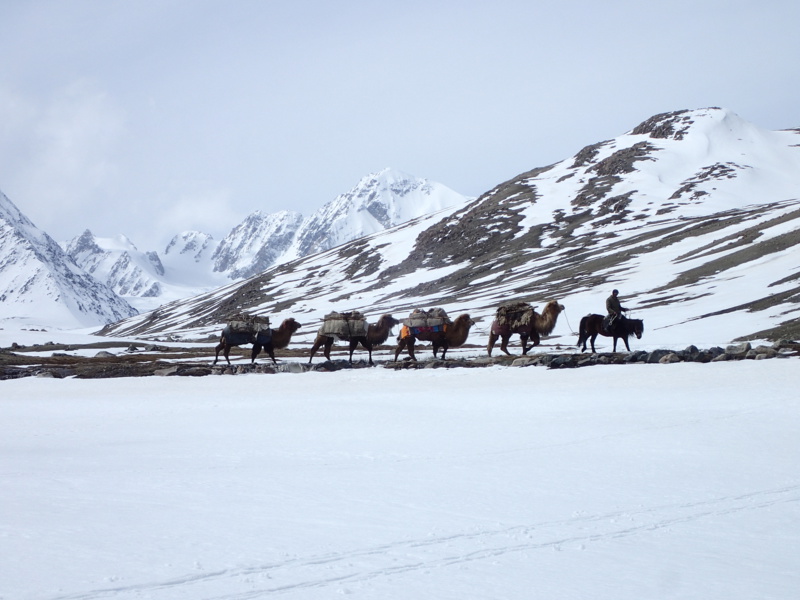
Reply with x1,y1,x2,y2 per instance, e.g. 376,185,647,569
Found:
604,289,629,330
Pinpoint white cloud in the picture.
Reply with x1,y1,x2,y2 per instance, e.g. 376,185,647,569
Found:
0,80,127,240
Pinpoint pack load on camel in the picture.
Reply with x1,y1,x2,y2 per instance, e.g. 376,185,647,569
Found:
308,312,400,365
401,307,452,337
318,311,368,340
494,301,534,329
222,313,271,346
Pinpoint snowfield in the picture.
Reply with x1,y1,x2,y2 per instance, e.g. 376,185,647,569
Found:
2,360,799,599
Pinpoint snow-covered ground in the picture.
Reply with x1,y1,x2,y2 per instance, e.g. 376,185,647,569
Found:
2,358,798,599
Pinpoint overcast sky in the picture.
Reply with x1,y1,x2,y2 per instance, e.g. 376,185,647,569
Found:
1,0,799,251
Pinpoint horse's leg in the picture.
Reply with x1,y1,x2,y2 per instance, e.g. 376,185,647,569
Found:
623,336,631,352
590,334,597,354
612,337,618,352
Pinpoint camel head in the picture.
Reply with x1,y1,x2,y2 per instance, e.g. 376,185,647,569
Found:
281,318,302,333
455,314,476,329
542,299,565,315
534,301,564,336
378,314,400,328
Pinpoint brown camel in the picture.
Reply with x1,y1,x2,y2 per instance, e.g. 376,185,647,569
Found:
487,299,565,356
308,314,400,365
213,318,302,365
394,313,475,361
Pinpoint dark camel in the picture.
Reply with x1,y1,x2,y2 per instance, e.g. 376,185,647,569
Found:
213,318,302,365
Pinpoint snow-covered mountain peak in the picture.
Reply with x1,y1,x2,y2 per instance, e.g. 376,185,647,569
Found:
1,191,137,328
287,168,470,259
64,229,165,302
164,230,217,262
211,210,305,279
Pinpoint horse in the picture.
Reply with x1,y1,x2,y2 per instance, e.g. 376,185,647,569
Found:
213,318,302,365
308,314,400,365
394,313,475,361
487,299,565,356
577,314,644,353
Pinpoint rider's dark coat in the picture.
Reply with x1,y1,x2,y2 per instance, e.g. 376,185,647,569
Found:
606,294,626,317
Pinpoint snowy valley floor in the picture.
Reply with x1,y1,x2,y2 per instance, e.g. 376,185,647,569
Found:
1,360,799,599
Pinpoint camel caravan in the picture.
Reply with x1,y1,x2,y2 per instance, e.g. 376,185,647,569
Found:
211,293,644,366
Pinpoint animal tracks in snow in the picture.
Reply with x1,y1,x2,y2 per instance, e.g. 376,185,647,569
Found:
48,485,800,600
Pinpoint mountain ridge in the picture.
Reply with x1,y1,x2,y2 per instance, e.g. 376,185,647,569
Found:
66,168,470,308
99,108,800,347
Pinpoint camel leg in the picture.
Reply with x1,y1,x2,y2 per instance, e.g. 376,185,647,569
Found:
265,345,277,364
324,337,334,361
367,343,375,366
520,333,529,355
406,339,418,361
487,331,498,356
530,331,541,348
350,338,359,365
499,334,511,356
251,344,261,363
213,342,224,365
394,338,407,361
356,339,375,366
308,336,324,364
440,344,449,360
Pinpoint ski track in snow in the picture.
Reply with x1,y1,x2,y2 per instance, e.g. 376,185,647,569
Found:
48,485,800,600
